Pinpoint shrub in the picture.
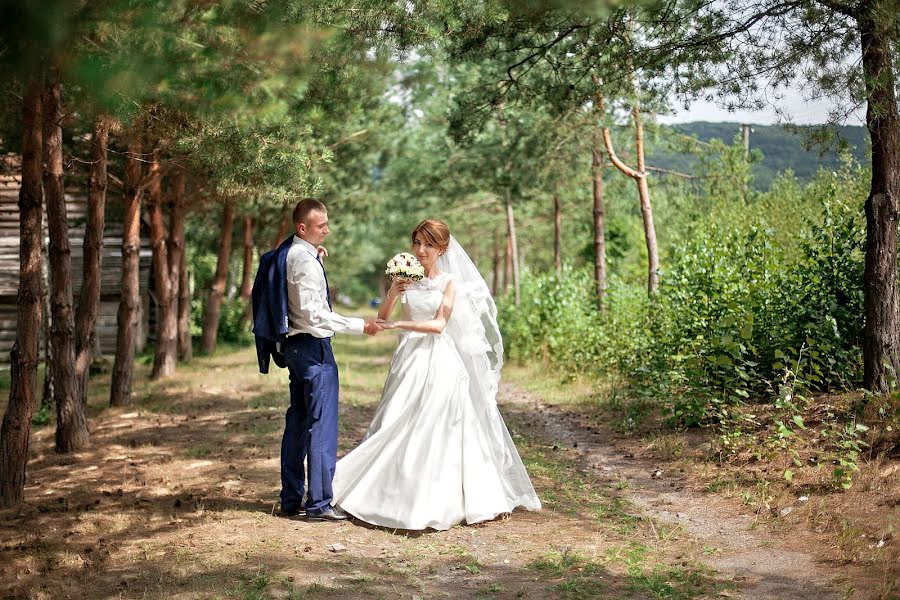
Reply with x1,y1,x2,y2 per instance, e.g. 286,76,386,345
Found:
498,163,867,429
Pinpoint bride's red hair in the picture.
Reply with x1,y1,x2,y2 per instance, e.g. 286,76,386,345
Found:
411,219,450,251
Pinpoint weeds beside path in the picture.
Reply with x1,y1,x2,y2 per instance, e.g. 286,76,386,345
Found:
0,335,878,599
502,365,898,600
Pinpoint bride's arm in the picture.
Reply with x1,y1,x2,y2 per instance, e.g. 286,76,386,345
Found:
377,280,409,321
384,281,455,334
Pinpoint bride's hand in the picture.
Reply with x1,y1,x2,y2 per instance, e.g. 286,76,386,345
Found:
380,321,399,330
386,279,409,300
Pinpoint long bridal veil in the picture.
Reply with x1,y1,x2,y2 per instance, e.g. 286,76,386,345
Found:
437,236,541,509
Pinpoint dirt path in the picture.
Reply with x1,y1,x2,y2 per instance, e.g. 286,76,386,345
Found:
0,340,873,599
499,383,851,600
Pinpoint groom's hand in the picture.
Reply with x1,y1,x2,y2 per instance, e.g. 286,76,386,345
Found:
363,318,383,336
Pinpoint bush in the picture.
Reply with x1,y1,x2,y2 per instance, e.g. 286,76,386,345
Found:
498,164,867,429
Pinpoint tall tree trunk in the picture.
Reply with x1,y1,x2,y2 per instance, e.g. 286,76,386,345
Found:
40,238,53,413
0,78,44,507
503,233,512,294
177,236,192,362
491,229,501,297
74,115,111,407
147,154,176,378
505,190,521,305
168,169,186,363
859,6,900,392
43,74,89,452
592,132,608,311
596,72,658,296
553,193,562,278
632,105,659,294
239,215,254,327
201,202,234,354
110,138,143,407
602,122,658,295
272,209,290,249
240,215,254,300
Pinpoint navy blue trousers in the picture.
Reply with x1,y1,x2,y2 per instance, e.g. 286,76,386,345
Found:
279,334,340,516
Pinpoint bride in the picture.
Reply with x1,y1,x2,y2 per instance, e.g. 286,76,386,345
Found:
331,219,541,530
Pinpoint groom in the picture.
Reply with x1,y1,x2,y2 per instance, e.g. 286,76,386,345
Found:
253,198,381,521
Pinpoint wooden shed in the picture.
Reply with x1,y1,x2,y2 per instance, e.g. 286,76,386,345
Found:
0,153,152,362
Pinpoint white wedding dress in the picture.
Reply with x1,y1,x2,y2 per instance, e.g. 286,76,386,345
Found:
332,271,541,530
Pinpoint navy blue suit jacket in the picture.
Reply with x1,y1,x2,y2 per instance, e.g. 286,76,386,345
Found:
252,236,294,373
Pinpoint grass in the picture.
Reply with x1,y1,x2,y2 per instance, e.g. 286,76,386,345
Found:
184,444,213,458
527,546,718,600
228,572,328,600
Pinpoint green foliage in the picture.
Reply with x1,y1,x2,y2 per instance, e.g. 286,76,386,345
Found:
825,422,870,490
31,403,52,429
500,162,868,438
219,298,253,345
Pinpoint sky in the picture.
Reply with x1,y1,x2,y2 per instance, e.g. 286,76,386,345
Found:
659,89,866,126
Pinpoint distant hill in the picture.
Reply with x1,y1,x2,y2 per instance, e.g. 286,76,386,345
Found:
648,122,869,190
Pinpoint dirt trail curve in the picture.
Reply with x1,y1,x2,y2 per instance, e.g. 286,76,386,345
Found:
500,382,845,600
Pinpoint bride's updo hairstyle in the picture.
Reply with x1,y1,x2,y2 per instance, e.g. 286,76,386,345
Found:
411,219,451,253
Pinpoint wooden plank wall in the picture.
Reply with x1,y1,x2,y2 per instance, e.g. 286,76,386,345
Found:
0,166,152,363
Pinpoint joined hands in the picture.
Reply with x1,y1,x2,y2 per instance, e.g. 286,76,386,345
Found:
363,318,400,336
363,318,387,336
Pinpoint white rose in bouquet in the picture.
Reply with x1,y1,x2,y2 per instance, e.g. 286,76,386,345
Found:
385,252,425,281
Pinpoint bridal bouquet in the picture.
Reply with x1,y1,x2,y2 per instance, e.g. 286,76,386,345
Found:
385,252,425,281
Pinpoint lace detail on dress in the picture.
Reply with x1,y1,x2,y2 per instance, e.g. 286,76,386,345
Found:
410,272,453,293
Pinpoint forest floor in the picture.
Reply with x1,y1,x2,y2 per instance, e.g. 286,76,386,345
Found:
0,331,896,599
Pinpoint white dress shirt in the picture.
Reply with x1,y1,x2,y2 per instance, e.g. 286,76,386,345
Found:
286,236,365,338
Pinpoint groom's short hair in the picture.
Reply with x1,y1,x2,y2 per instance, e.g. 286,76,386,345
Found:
293,198,327,226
